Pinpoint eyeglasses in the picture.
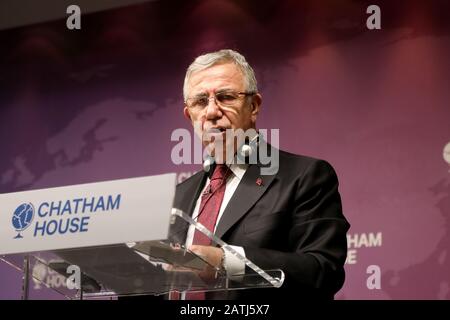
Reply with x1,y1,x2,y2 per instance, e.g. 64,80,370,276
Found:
185,90,256,111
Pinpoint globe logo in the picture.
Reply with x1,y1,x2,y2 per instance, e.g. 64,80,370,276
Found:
12,203,35,239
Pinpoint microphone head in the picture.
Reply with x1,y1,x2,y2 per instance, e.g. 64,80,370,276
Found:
240,144,253,157
203,157,215,172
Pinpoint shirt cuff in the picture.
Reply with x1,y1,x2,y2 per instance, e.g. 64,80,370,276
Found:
223,245,246,276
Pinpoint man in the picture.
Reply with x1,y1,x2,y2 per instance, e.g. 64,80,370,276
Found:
170,49,350,300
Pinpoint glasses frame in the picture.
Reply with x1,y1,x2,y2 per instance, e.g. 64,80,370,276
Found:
184,90,256,110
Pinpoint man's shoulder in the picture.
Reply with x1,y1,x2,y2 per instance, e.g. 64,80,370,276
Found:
276,148,338,178
278,148,330,165
278,148,318,164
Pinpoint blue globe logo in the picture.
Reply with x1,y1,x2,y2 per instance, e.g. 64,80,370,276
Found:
12,203,35,239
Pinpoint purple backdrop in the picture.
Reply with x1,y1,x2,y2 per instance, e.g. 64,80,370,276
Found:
1,0,449,299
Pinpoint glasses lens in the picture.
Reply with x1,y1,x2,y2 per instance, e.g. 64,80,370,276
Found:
216,91,239,106
190,96,208,109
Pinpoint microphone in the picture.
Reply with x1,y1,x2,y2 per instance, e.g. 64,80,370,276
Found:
240,144,253,157
236,133,259,163
203,156,215,173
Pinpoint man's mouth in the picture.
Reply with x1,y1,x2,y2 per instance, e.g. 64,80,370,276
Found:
205,127,228,134
203,127,229,143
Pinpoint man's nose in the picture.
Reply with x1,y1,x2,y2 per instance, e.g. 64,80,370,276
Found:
205,96,222,119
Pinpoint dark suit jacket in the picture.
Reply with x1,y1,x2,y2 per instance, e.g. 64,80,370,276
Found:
170,144,350,300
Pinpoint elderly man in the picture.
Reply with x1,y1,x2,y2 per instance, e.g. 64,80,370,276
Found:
171,49,350,300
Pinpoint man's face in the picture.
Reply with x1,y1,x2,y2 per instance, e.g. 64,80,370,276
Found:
184,62,262,162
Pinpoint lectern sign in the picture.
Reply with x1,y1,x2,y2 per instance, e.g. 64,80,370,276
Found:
0,174,176,255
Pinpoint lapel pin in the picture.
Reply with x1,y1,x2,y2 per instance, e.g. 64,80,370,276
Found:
256,177,263,186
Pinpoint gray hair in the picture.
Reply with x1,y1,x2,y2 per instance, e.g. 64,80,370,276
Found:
183,49,258,101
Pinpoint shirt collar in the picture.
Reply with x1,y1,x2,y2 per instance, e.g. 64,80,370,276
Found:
228,163,248,180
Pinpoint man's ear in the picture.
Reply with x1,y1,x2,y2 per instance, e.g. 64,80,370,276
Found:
250,93,262,121
183,106,191,121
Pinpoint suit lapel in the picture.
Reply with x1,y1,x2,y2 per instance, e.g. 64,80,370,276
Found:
179,171,207,217
215,163,276,239
169,170,207,244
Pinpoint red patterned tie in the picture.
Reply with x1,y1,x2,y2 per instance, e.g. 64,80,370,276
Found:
193,164,230,245
185,164,230,300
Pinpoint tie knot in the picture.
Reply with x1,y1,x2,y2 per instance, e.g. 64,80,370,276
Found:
211,164,229,181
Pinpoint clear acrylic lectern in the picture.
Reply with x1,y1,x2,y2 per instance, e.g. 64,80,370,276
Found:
0,208,284,299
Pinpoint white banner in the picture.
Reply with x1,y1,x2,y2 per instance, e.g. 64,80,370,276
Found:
0,173,176,255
